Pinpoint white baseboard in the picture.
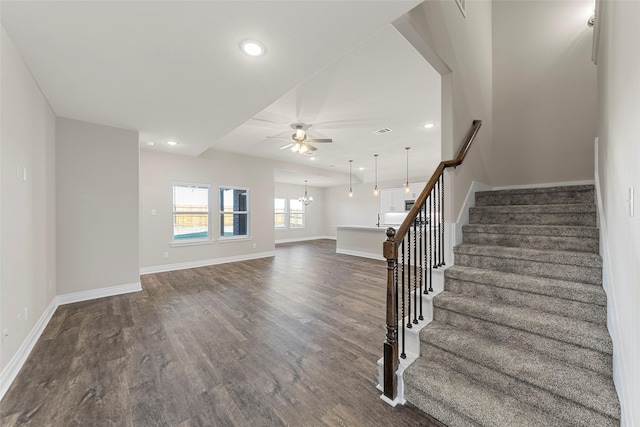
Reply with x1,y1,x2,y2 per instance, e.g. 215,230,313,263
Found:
275,236,335,244
0,298,58,401
1,281,144,401
492,179,595,191
140,251,275,275
57,282,142,306
594,140,630,426
336,248,385,261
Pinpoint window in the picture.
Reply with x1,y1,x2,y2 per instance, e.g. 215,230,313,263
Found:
220,186,249,238
173,183,210,241
289,199,305,229
274,198,287,229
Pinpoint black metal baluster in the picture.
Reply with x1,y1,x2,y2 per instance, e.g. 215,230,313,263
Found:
413,217,418,324
400,241,406,358
433,183,438,268
429,191,434,292
440,173,446,266
406,229,412,329
418,206,425,319
435,175,442,268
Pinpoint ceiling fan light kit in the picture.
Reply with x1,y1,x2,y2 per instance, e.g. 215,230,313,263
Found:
266,122,333,155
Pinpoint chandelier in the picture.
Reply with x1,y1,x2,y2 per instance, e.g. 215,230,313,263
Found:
299,180,314,206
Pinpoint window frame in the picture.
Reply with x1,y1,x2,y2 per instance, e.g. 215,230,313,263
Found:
171,182,212,245
219,185,250,240
289,198,306,229
274,198,288,229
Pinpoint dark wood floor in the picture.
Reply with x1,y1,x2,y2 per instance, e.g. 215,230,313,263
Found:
1,240,441,426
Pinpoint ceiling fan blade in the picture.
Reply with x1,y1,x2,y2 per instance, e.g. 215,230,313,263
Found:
306,138,332,143
279,143,293,150
267,136,293,142
305,144,317,152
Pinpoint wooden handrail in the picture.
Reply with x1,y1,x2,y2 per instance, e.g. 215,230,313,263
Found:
394,120,482,243
381,119,481,402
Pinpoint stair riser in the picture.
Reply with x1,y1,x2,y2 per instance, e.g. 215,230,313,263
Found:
403,383,478,427
462,232,599,253
445,278,607,324
469,211,596,227
475,189,594,207
454,253,602,285
432,308,613,376
421,345,618,425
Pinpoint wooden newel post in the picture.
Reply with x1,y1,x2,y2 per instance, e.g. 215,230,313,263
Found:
383,227,398,401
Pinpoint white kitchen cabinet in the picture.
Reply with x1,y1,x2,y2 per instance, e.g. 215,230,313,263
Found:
380,183,428,212
380,188,408,212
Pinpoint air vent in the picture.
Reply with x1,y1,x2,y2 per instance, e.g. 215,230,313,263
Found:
373,127,393,135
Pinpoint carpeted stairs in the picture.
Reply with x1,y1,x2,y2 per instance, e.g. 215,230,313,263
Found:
403,185,620,426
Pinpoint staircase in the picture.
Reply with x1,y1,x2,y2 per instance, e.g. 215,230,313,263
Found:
402,185,621,426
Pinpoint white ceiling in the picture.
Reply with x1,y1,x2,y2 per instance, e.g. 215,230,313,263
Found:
1,1,441,188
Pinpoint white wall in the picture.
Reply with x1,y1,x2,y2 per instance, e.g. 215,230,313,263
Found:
324,182,386,237
492,0,597,186
140,149,275,271
1,28,56,372
596,0,640,424
56,118,140,294
398,0,493,221
274,182,326,242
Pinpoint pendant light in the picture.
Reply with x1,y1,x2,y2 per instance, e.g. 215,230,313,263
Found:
299,180,314,206
404,147,411,194
373,154,379,196
348,160,354,198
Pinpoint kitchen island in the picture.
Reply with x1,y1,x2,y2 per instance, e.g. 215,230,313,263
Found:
335,225,399,261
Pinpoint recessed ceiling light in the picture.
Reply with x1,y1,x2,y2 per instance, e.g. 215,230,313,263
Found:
423,123,435,129
310,157,316,160
146,141,155,146
359,167,364,171
241,40,265,56
167,140,178,146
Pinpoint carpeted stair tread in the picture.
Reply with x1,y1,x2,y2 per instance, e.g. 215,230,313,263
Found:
462,224,598,253
454,244,602,285
445,265,607,306
418,322,620,421
469,204,596,226
463,224,598,238
434,306,613,376
445,271,606,324
445,265,607,324
403,358,565,427
433,292,612,354
454,244,602,267
475,185,594,207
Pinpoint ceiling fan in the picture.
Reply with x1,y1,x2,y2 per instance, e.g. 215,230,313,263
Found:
268,123,333,154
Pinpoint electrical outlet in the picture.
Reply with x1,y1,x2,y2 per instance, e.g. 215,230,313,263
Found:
151,209,157,216
164,252,169,259
17,313,23,332
252,243,257,249
629,187,635,217
24,307,28,321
